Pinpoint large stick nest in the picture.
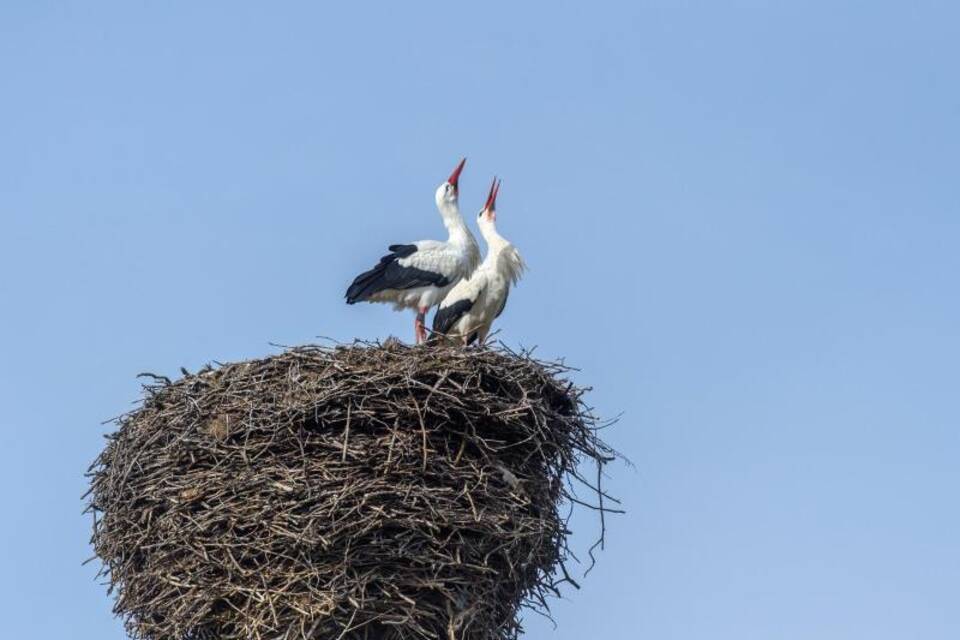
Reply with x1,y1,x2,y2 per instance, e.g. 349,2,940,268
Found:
87,342,617,640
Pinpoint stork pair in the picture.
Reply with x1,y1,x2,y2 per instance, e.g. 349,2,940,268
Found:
345,159,525,345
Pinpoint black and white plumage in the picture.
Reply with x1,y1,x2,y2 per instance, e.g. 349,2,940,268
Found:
345,158,480,343
431,178,525,345
345,243,452,301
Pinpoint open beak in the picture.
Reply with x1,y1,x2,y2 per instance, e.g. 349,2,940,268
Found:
447,157,467,193
483,177,500,218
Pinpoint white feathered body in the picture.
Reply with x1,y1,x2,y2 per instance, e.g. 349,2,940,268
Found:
368,237,480,310
345,183,480,311
432,238,525,344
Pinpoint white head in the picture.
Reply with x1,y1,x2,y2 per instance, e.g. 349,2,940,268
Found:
477,177,526,283
434,157,467,216
477,177,503,241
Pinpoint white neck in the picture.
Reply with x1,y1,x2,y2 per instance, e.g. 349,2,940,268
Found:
438,199,472,242
437,196,481,275
479,221,525,284
479,223,509,256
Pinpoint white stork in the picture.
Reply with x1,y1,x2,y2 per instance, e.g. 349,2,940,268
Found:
345,158,481,343
430,177,525,345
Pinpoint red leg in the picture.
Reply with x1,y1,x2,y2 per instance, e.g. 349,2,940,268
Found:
415,307,428,344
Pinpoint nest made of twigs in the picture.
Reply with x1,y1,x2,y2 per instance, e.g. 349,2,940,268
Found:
87,342,617,640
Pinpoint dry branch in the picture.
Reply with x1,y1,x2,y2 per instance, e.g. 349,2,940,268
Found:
87,341,617,640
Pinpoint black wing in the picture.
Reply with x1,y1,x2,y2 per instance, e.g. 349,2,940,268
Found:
345,244,450,304
430,297,475,340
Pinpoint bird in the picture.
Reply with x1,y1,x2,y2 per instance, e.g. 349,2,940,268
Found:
345,159,481,343
430,177,525,346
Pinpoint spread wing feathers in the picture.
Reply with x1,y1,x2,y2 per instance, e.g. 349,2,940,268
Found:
431,277,485,339
345,243,453,304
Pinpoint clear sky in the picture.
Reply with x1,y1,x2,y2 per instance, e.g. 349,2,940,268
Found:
2,2,958,638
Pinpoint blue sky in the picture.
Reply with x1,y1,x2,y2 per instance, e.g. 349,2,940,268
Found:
2,2,958,638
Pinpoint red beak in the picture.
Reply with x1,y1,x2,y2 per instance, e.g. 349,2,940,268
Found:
447,158,467,191
484,176,500,212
